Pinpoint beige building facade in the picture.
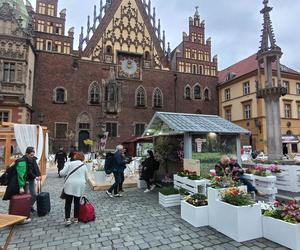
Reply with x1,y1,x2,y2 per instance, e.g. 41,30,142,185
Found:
218,54,300,154
0,1,35,124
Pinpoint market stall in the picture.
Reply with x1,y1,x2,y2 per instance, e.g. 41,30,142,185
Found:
143,112,250,175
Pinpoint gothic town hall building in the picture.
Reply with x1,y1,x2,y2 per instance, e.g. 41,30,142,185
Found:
1,0,218,152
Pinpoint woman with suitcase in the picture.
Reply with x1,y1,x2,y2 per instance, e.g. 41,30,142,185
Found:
59,152,88,226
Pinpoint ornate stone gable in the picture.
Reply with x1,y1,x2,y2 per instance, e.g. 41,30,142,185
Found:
81,0,169,70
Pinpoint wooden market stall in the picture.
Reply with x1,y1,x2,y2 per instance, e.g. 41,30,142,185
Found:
0,122,48,177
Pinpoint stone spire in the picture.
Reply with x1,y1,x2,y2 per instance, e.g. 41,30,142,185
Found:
256,0,286,161
194,6,199,18
258,0,281,54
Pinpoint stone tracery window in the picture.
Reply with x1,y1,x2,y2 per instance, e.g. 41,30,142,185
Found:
193,84,202,100
204,88,210,101
88,82,100,104
135,86,146,107
153,88,163,108
184,85,191,100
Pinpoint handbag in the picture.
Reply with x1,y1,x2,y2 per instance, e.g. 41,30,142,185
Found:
79,196,95,223
60,164,84,199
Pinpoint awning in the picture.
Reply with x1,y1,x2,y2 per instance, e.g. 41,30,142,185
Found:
282,135,299,143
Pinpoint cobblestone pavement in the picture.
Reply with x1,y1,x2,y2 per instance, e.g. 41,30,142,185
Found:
0,171,288,250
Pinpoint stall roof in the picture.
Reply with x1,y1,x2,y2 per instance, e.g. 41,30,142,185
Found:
143,112,250,136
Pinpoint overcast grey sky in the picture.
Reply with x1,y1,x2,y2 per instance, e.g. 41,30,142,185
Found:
28,0,300,71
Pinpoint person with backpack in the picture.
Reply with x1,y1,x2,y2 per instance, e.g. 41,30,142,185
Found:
141,150,159,193
55,147,67,177
106,145,126,198
119,148,132,192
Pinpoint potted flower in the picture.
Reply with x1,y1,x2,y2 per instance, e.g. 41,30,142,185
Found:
262,200,300,249
181,193,208,227
211,187,262,242
158,186,180,207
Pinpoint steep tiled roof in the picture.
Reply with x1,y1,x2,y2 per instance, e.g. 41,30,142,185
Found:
218,53,300,85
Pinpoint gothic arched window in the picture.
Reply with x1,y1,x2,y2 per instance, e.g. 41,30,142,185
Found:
204,88,210,101
89,82,100,104
153,88,163,108
106,45,112,54
53,87,67,103
194,84,202,100
144,51,150,60
135,86,146,107
184,85,191,99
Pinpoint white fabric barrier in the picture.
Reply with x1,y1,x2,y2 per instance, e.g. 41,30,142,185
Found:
13,124,44,162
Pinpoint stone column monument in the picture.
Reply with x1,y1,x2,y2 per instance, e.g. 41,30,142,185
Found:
256,0,287,161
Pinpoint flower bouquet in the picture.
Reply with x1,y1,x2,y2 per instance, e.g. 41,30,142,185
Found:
177,170,201,180
210,175,239,189
246,164,272,177
267,164,281,174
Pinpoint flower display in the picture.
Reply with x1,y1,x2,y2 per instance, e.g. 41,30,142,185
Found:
185,193,208,207
210,175,238,189
177,170,202,180
263,200,300,224
267,164,281,173
221,187,255,206
246,164,272,176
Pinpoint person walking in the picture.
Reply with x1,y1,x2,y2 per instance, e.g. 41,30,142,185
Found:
59,152,88,226
106,145,126,198
119,148,132,192
141,150,157,193
55,147,67,177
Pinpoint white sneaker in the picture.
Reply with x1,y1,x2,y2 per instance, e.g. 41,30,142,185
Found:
114,193,123,197
65,218,71,227
106,190,114,198
144,189,150,193
22,218,32,224
150,184,156,191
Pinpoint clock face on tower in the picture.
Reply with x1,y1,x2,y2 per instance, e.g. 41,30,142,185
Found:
118,53,141,80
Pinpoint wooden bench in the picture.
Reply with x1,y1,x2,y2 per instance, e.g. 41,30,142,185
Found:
0,214,26,250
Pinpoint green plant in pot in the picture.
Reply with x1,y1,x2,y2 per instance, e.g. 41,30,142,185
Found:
159,186,179,195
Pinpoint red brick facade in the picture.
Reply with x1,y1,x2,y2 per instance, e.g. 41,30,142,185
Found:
31,0,218,152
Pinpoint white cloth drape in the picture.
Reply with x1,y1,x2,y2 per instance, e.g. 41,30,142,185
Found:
14,124,44,162
45,132,49,159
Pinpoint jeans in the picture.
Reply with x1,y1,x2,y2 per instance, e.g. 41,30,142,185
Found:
26,179,37,206
144,177,153,189
119,172,125,191
65,194,80,219
108,172,121,195
240,176,258,193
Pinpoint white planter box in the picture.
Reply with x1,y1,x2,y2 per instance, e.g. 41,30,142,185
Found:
137,179,147,189
181,200,208,227
212,200,262,242
173,174,207,194
262,216,300,250
274,165,300,193
94,171,106,184
243,173,277,201
86,162,93,172
159,193,180,207
208,186,247,229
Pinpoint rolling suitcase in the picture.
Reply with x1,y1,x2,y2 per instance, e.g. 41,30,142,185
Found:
9,193,32,218
37,180,51,216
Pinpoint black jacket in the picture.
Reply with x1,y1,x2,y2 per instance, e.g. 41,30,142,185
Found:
141,157,156,179
55,150,67,166
27,157,41,180
2,163,19,200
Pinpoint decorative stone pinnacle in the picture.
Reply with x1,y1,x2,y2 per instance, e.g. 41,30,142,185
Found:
195,6,199,17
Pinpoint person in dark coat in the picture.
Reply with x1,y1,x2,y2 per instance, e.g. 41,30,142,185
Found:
215,155,231,176
141,150,157,193
55,147,67,177
106,145,126,198
3,147,35,201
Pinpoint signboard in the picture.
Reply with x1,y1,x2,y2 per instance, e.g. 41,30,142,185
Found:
195,138,206,153
243,145,252,155
184,159,200,175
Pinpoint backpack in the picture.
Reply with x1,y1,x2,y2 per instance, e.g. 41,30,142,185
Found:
104,152,114,174
153,159,160,171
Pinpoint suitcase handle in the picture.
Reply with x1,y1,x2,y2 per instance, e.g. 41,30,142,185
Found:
37,179,42,193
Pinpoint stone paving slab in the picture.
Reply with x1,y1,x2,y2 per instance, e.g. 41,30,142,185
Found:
0,171,288,249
